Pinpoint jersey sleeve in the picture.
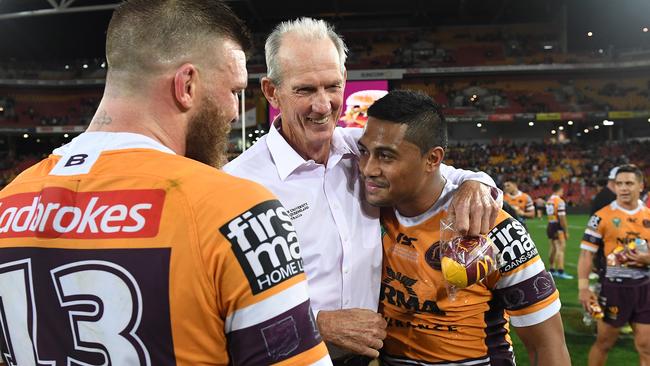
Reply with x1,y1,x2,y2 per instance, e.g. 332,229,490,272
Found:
580,213,603,253
487,212,560,328
525,194,535,213
557,199,566,216
200,182,331,366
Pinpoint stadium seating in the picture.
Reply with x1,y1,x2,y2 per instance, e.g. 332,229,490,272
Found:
445,140,650,206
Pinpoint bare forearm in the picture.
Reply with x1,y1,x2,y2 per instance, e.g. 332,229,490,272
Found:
516,314,570,366
526,343,571,366
523,210,535,218
559,216,568,231
577,250,594,280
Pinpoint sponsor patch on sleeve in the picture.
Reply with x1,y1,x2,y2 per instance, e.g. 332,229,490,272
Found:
493,271,557,311
261,317,300,361
587,215,602,231
220,200,304,295
488,217,539,273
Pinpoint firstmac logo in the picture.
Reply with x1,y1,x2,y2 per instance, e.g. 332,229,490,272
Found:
0,187,165,239
221,200,304,294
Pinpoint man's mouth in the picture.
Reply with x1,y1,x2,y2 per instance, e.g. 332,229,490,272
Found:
365,180,388,193
307,116,330,125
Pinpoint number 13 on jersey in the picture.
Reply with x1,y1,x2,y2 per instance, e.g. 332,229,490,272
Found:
0,248,174,366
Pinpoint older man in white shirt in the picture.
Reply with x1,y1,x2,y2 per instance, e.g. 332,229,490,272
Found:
224,17,499,364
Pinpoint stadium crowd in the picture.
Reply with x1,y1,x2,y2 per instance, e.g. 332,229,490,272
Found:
3,75,649,129
2,22,648,79
446,139,650,206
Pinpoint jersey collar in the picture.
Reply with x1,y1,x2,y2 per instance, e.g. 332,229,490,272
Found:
611,200,645,215
53,132,176,156
394,179,457,227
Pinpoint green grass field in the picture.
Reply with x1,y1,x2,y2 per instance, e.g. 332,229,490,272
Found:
510,214,639,366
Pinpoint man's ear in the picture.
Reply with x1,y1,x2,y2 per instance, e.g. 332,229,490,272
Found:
261,77,280,108
425,146,445,172
173,63,199,110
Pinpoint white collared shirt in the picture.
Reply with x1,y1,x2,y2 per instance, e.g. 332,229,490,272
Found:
224,122,496,315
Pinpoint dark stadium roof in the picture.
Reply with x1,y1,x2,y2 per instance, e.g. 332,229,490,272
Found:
1,0,649,61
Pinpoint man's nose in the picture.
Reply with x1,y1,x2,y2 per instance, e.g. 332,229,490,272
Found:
312,91,332,115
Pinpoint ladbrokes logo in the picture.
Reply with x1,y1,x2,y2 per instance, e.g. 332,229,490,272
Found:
221,200,304,294
0,187,164,238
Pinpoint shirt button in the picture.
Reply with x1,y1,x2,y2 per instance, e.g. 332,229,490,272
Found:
343,267,349,274
344,299,350,305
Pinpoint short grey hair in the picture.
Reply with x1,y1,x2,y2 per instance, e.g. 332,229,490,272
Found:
265,17,348,84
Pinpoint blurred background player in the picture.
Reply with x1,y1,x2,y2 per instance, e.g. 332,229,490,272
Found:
547,183,573,279
503,179,535,226
358,90,570,366
590,166,619,215
577,164,650,366
534,197,547,219
0,1,330,365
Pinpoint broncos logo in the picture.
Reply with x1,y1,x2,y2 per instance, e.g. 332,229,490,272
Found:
425,241,442,270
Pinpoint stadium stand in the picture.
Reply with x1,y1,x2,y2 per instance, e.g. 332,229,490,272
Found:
446,140,650,206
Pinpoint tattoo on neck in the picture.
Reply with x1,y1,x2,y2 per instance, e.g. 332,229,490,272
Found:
93,109,112,128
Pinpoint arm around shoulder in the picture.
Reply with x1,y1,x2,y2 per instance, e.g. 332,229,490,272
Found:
439,163,497,188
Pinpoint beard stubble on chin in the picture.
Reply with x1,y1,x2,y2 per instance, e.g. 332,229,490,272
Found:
185,96,232,169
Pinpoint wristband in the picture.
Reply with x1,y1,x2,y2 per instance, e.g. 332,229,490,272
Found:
578,278,589,290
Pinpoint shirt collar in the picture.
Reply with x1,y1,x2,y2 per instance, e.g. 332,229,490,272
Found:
611,200,645,215
53,131,176,156
266,118,310,181
266,117,355,181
